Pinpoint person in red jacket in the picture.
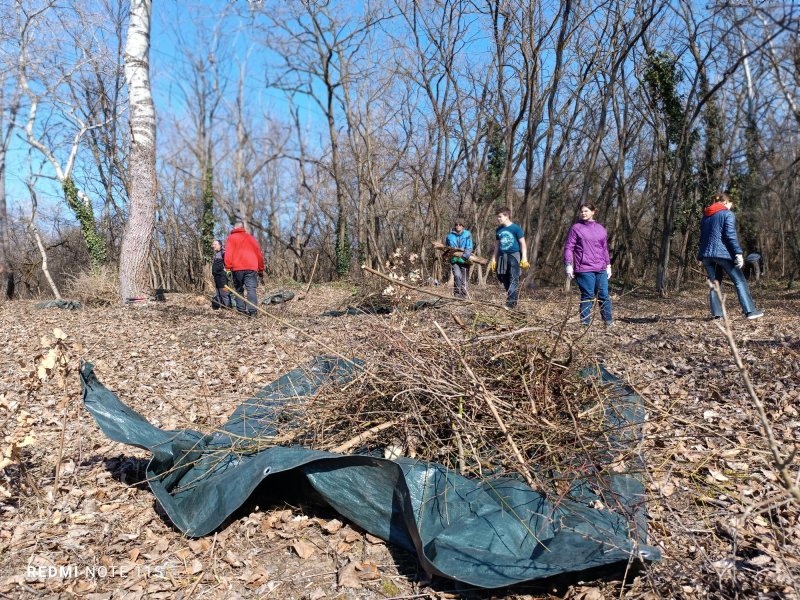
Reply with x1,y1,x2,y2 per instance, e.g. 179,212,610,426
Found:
224,222,264,316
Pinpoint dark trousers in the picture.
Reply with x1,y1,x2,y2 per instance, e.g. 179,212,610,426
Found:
451,263,469,298
497,254,520,308
232,270,258,315
214,288,232,308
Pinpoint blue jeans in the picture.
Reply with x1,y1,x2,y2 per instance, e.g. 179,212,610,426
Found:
702,258,756,316
575,271,612,325
451,263,469,298
497,254,520,308
232,270,258,315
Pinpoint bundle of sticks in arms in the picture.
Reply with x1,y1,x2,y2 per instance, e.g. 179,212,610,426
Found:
431,241,489,265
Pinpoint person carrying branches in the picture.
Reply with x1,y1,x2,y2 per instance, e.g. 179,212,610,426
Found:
445,217,473,298
698,192,763,320
489,207,529,309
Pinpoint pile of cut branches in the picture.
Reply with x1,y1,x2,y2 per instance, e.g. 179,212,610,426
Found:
283,312,640,498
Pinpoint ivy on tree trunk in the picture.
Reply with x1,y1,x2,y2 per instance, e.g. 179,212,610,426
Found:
335,214,350,278
63,177,107,267
200,165,215,260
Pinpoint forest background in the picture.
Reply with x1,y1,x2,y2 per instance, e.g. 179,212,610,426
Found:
0,0,798,300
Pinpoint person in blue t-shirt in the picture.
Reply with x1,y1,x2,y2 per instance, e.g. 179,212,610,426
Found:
489,207,529,308
445,218,473,298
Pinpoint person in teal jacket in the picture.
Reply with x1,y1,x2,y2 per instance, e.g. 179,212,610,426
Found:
446,218,473,298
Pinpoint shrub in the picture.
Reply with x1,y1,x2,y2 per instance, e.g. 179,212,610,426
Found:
65,265,119,306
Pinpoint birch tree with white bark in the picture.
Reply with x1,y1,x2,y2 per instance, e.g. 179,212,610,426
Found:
118,0,156,302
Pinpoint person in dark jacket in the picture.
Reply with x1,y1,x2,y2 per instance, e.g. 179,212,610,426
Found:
224,222,265,316
446,218,473,298
697,192,763,320
744,252,764,281
563,203,613,327
211,239,231,309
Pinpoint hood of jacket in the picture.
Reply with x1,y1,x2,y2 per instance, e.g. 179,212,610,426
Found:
704,202,727,217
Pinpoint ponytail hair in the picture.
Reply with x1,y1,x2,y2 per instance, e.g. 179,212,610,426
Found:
710,192,732,205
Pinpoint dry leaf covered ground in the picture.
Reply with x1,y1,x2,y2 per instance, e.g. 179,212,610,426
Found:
0,278,798,599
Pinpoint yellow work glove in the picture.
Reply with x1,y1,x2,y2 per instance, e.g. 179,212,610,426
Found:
489,258,497,273
520,260,530,269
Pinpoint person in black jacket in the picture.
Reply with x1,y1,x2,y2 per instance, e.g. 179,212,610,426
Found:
744,252,764,281
211,239,232,309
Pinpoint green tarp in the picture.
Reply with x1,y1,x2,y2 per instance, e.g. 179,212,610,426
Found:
35,299,82,310
80,357,659,588
262,290,296,304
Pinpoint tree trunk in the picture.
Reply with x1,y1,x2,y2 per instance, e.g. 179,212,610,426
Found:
0,153,12,299
31,225,60,300
119,0,156,302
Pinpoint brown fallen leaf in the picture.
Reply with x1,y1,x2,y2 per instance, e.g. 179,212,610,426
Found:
343,529,361,543
657,479,676,497
574,587,603,600
338,561,361,589
706,467,729,482
747,554,771,567
292,539,316,559
355,560,381,581
260,515,278,531
225,549,243,567
188,538,210,554
242,566,271,588
321,518,343,534
175,548,192,560
189,558,204,574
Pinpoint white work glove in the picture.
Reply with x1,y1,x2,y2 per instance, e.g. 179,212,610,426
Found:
565,264,574,279
606,265,612,278
734,254,744,269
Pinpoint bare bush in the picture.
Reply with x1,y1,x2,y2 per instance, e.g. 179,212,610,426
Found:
65,265,119,306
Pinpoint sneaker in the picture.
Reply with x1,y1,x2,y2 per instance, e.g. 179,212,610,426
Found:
604,321,614,329
746,310,764,320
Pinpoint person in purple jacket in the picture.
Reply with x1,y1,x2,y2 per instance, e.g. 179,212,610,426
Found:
563,203,613,327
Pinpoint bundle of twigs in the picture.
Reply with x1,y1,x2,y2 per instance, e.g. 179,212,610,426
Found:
431,241,489,265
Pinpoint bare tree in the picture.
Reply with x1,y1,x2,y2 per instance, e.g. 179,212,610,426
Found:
0,33,22,298
263,0,389,277
25,178,60,299
16,0,115,267
118,0,156,301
